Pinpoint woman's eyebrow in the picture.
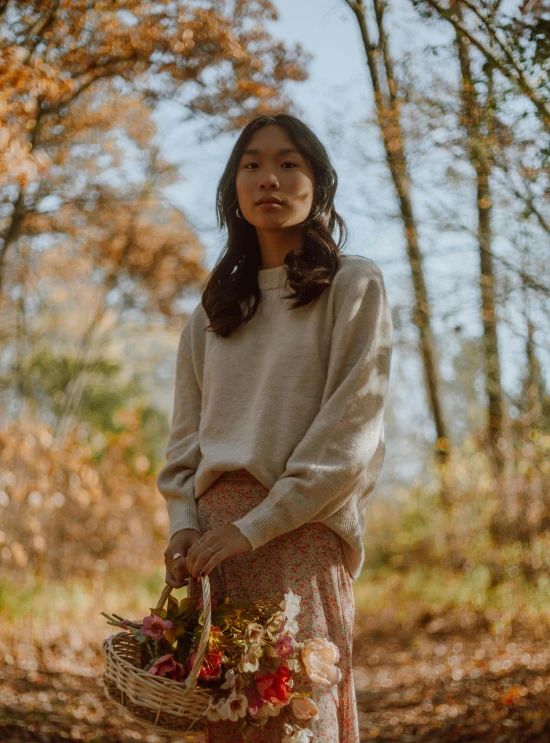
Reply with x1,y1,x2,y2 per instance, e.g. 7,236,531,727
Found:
242,147,301,156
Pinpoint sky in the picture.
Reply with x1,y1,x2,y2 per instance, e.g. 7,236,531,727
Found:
145,0,548,490
156,0,409,274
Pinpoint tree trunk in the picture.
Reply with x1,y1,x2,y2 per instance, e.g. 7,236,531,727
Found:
345,0,450,470
454,5,507,477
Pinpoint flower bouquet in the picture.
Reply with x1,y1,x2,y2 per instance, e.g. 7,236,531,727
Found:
101,575,342,741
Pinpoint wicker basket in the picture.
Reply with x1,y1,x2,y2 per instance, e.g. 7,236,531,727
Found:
101,575,214,739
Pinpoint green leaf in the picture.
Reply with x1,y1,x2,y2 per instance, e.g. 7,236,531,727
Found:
167,594,179,614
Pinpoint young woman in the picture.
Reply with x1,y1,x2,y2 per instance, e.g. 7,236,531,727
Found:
157,113,393,743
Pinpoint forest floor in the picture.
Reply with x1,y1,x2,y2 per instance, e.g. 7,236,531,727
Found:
1,602,550,743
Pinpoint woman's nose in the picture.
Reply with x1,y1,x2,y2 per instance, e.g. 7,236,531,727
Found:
258,173,279,187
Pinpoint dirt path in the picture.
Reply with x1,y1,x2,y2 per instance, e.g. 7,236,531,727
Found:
1,608,550,742
351,607,550,742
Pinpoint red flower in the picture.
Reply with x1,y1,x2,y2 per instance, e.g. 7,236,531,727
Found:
189,648,223,680
254,663,292,705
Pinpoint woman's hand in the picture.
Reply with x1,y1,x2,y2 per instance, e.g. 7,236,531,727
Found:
164,528,202,589
186,524,252,580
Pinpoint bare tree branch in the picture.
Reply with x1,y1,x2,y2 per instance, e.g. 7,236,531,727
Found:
422,0,550,130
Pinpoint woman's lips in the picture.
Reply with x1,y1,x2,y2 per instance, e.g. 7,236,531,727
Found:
258,202,283,208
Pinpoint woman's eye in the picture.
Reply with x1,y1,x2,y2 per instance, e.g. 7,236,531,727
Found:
243,162,297,169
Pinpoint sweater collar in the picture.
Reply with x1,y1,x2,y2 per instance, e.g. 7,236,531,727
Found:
257,264,288,291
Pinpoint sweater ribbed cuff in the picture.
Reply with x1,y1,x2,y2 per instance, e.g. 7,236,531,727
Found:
166,497,201,540
232,502,295,550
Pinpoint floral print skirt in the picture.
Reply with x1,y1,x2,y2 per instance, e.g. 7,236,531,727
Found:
187,468,360,743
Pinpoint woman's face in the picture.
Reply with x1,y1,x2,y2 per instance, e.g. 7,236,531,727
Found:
235,124,315,230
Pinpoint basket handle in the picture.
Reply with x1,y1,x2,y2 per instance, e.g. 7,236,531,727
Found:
155,575,212,691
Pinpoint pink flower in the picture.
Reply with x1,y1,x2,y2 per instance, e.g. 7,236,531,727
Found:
141,614,174,640
243,685,266,716
147,653,186,681
274,634,294,659
246,694,266,717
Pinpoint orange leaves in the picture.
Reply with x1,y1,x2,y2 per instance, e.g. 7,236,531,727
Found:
0,417,169,582
0,0,310,315
0,43,73,187
502,685,527,705
0,0,308,193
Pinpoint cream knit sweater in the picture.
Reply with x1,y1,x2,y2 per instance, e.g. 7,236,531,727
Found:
156,254,393,581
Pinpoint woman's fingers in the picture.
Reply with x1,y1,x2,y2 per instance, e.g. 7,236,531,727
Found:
186,544,208,578
164,568,191,589
187,542,227,580
162,532,204,588
186,533,211,560
186,533,214,572
186,525,251,579
164,550,190,581
190,547,232,580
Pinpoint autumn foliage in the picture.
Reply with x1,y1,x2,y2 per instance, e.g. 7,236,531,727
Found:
0,0,310,190
0,416,170,582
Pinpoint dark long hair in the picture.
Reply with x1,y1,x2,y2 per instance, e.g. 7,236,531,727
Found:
202,113,349,338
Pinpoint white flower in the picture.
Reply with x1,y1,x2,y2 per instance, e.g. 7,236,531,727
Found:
282,726,314,743
290,696,319,721
244,622,264,646
284,617,299,637
301,638,342,687
218,690,248,722
220,667,237,690
269,701,286,716
220,666,245,692
254,700,285,719
205,694,225,722
265,610,286,636
237,649,261,673
280,588,301,621
285,657,302,673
